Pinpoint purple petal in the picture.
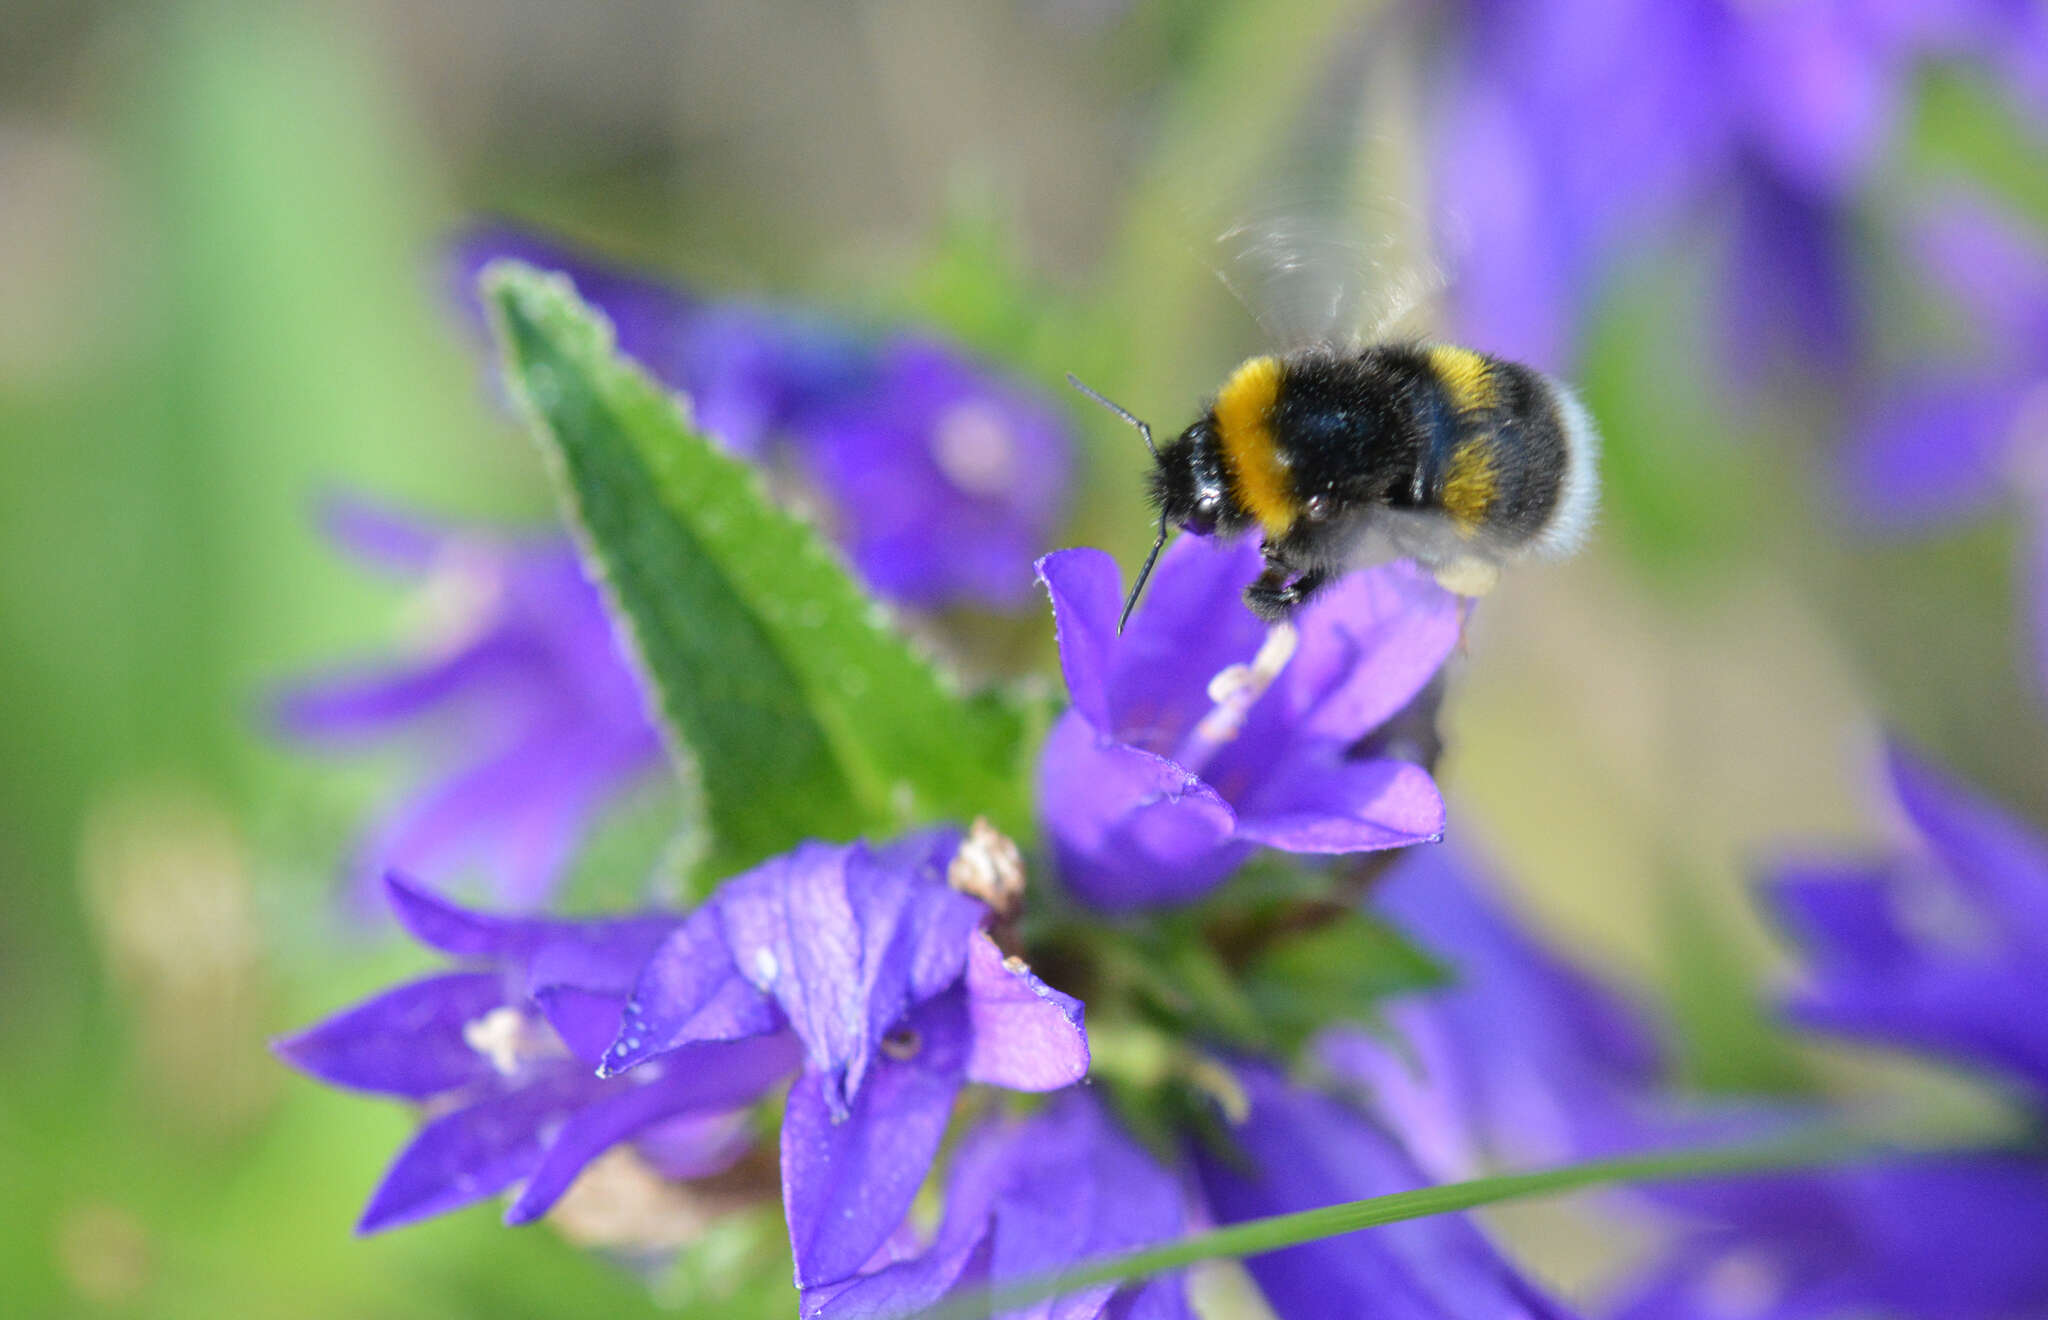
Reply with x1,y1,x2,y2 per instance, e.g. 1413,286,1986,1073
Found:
1788,960,2048,1102
780,992,971,1289
633,1109,755,1180
357,1071,591,1234
271,635,527,743
962,933,1089,1092
1910,196,2048,352
802,340,1070,608
1764,863,1914,974
718,843,867,1095
1233,756,1445,853
1038,713,1241,911
1279,562,1462,743
1193,1066,1577,1320
381,871,676,997
272,971,503,1098
1036,548,1124,729
315,492,447,575
503,1033,799,1225
1886,740,2048,928
1838,374,2020,531
383,869,527,958
532,985,632,1068
802,1120,1014,1320
601,907,781,1077
1103,537,1269,743
1718,169,1858,380
845,831,983,1092
987,1093,1190,1320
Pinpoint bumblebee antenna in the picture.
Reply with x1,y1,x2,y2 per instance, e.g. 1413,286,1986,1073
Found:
1120,513,1168,634
1066,373,1166,632
1066,373,1156,460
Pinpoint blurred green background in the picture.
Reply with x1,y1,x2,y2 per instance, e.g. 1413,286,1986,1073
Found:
3,2,2044,1316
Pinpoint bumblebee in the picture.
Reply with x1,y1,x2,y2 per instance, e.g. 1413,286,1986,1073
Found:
1072,341,1600,629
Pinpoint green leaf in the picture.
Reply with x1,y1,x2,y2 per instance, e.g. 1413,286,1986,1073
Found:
484,262,1031,878
1242,913,1449,1054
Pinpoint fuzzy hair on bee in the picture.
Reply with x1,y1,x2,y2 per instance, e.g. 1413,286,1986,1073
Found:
1073,340,1600,629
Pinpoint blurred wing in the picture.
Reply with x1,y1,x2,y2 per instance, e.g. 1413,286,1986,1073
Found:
1213,199,1447,350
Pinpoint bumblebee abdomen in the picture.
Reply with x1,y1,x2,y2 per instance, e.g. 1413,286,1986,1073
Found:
1418,346,1598,557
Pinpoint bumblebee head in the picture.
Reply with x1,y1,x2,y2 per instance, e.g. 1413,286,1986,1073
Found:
1152,421,1230,538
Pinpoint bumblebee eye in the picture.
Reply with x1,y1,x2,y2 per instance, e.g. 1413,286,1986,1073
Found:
1303,494,1332,523
1185,493,1222,536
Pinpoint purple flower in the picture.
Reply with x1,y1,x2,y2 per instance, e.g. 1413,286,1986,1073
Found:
801,1091,1193,1320
280,829,1092,1294
592,829,1089,1289
1772,743,2048,1103
275,498,665,911
452,227,1073,608
1192,1063,1580,1320
1320,843,1667,1180
272,871,796,1233
1035,538,1457,911
1612,742,2048,1318
1611,1158,2048,1320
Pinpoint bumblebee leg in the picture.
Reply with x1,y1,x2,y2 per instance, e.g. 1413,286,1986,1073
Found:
1245,565,1331,622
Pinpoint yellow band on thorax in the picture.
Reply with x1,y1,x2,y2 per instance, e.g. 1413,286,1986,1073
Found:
1213,355,1296,535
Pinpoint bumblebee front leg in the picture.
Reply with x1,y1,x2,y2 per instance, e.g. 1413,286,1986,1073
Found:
1245,558,1331,622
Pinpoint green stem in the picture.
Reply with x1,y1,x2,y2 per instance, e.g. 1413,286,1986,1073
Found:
919,1125,1992,1320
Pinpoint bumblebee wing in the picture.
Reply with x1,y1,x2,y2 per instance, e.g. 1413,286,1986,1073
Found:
1213,201,1445,350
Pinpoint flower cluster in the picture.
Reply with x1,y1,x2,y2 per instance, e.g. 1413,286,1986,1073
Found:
279,477,1596,1317
280,830,1102,1306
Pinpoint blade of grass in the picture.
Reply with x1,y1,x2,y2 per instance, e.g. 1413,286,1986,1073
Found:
922,1124,1998,1320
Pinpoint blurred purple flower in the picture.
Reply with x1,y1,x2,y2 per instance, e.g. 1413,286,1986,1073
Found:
452,227,1073,609
1035,539,1457,911
1192,1063,1580,1320
1427,0,2044,374
272,871,795,1233
1774,743,2048,1102
1612,742,2048,1318
1320,844,1668,1180
802,1091,1193,1320
1838,196,2048,695
276,498,664,912
1611,1157,2048,1320
280,830,1092,1292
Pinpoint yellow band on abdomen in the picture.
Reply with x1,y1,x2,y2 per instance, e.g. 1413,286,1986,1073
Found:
1213,355,1297,535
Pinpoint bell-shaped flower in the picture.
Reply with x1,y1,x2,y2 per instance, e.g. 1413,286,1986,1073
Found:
1036,538,1457,910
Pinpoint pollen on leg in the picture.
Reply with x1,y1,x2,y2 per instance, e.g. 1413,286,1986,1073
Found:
1432,556,1500,598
